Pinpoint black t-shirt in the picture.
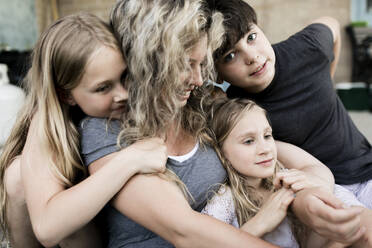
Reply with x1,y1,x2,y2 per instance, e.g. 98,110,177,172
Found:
227,24,372,184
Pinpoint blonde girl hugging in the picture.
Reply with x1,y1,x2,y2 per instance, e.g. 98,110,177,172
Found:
202,97,368,248
0,13,166,248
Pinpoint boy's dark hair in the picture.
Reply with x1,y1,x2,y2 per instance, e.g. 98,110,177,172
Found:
206,0,257,61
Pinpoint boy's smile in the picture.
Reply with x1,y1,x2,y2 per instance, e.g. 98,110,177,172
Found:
216,24,275,93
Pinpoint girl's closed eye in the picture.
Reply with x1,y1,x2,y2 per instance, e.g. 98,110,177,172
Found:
243,138,254,145
95,83,112,93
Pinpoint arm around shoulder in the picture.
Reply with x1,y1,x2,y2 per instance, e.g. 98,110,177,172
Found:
90,158,279,248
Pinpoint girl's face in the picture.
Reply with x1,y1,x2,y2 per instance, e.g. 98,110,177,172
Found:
178,35,208,107
69,45,128,119
222,107,277,188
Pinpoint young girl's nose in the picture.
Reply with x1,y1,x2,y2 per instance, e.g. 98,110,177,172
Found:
113,83,128,102
257,139,270,154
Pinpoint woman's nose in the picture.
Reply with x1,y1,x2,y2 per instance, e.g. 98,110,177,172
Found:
192,66,203,87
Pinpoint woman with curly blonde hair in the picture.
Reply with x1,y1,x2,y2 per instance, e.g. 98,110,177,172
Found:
79,0,277,247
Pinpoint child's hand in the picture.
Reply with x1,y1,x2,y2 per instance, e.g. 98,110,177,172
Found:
125,137,167,174
274,168,319,192
241,188,294,237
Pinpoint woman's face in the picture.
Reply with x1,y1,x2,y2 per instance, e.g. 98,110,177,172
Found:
178,35,208,107
222,107,277,188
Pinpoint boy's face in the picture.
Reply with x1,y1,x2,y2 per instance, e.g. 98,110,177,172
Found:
216,24,275,93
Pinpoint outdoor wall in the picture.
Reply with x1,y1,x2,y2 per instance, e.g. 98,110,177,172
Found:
36,0,355,83
0,0,38,51
57,0,115,22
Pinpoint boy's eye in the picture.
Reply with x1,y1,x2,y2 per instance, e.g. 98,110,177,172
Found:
223,52,235,63
243,139,254,145
247,33,257,42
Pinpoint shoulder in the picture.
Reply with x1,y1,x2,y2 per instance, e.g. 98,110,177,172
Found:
79,117,122,166
201,185,238,226
274,22,334,64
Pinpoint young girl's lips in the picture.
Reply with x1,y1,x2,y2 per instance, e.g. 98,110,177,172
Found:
250,61,267,77
256,158,273,167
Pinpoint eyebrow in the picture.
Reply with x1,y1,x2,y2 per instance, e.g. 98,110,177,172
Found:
236,126,272,140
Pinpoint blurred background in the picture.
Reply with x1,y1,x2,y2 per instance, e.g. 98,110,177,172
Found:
0,0,371,152
0,0,372,244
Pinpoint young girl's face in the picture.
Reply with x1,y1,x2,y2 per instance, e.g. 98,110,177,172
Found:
69,45,128,119
178,35,207,107
222,107,277,187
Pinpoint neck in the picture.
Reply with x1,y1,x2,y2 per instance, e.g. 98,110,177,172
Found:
246,177,263,190
165,123,196,156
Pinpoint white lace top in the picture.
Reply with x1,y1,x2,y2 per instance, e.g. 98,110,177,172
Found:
201,186,299,248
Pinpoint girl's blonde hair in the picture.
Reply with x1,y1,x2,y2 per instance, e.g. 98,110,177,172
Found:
208,97,307,246
0,13,121,238
110,0,224,199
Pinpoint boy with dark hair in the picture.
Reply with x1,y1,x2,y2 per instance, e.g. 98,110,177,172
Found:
208,0,372,246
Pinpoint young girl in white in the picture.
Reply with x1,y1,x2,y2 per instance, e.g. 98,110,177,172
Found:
0,13,166,248
202,97,368,248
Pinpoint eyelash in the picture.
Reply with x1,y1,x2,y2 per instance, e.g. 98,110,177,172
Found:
95,84,111,93
222,32,258,63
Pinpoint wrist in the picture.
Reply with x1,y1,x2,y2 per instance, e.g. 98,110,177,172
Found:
114,148,141,175
241,215,267,237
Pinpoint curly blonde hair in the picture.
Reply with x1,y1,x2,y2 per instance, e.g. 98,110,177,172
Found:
0,13,121,239
110,0,224,143
110,0,225,199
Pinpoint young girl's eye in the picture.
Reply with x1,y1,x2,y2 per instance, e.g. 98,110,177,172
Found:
247,33,257,42
95,84,111,93
223,52,235,63
243,139,254,145
264,133,273,139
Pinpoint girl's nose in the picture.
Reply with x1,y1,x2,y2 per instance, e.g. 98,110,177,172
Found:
113,83,128,102
257,139,270,154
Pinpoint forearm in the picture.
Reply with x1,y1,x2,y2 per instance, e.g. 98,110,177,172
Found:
275,141,334,192
111,174,278,248
23,150,138,247
240,216,266,237
311,16,341,78
330,32,341,78
301,164,334,192
175,212,277,248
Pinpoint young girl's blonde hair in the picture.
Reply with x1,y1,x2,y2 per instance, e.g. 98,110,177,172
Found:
208,97,307,246
110,0,224,198
0,12,121,238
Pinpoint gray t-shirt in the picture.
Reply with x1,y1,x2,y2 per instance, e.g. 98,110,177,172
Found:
79,117,226,248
